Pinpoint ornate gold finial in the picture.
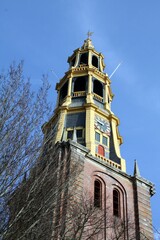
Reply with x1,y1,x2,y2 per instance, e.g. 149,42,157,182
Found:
87,31,94,39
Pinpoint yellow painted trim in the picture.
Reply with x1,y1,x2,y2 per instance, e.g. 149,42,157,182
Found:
85,106,95,155
95,153,121,170
55,109,67,142
67,77,72,96
88,74,92,93
109,114,123,144
65,127,85,141
104,84,111,111
66,108,86,113
121,158,126,172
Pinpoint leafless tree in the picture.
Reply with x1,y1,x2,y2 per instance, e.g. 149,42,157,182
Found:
55,194,105,240
57,196,152,240
3,140,83,240
153,226,160,240
1,62,153,239
0,61,50,237
3,136,151,240
52,193,140,240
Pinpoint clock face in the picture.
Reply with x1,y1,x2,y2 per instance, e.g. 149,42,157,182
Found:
94,115,110,135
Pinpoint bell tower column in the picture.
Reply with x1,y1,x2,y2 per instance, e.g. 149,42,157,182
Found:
104,83,108,110
85,105,95,155
65,77,72,105
86,74,93,104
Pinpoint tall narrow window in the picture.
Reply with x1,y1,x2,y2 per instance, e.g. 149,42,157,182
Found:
94,180,101,208
60,81,68,102
74,77,86,92
76,129,83,138
102,136,108,146
92,55,98,68
113,189,120,217
67,130,73,140
93,80,103,97
95,132,100,142
80,53,88,65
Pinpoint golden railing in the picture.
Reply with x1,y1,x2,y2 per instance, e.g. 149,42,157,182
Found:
93,93,103,102
95,153,121,170
73,91,86,97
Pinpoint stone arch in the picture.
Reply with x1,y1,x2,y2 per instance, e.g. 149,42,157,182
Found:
59,80,68,103
92,55,99,68
93,79,103,97
113,188,121,217
80,52,88,65
74,77,86,92
94,179,102,208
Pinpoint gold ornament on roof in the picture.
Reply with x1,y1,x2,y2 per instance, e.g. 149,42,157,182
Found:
87,31,94,39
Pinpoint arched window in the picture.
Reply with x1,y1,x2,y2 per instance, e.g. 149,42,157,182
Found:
98,145,105,156
80,53,88,65
94,180,101,208
74,77,86,92
93,80,103,97
70,56,76,67
60,81,68,102
113,189,120,217
92,55,98,68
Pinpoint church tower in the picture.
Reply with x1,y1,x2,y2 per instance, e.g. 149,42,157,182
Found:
41,36,155,239
5,36,155,240
43,36,126,172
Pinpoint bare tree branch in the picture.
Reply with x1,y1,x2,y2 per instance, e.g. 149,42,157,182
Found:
0,62,51,238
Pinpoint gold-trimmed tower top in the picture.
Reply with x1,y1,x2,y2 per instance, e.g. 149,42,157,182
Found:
43,38,126,172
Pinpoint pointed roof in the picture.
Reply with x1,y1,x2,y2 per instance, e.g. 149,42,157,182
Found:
134,159,141,177
81,31,94,49
72,127,77,142
81,38,94,50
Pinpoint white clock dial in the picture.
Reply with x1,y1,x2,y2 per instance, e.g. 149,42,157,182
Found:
94,115,110,135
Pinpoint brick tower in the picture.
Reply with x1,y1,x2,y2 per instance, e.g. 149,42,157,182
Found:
6,37,155,240
41,36,155,239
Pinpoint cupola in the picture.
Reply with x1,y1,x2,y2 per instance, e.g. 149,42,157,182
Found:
68,38,105,72
43,37,126,172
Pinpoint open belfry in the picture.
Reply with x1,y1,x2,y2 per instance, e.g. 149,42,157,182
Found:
6,37,155,240
45,35,126,172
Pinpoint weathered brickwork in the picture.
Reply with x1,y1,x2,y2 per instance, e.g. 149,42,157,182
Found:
70,141,154,240
133,178,154,239
5,141,154,240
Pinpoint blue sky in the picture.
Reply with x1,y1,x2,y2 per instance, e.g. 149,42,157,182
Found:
0,0,159,234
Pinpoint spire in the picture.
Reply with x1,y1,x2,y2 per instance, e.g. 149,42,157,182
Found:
72,127,77,142
81,38,94,49
87,31,94,39
81,31,94,49
134,159,141,177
